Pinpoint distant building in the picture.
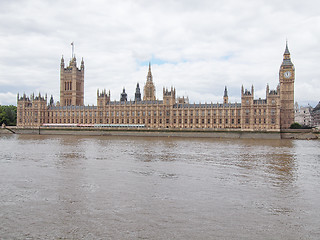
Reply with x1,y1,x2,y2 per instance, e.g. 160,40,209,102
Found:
295,102,312,127
17,43,295,131
311,102,320,127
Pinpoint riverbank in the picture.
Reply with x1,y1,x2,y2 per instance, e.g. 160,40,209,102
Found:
1,127,318,139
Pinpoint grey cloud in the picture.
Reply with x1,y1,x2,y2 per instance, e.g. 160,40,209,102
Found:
0,0,319,107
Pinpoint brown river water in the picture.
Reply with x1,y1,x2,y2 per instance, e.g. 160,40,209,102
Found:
0,134,319,239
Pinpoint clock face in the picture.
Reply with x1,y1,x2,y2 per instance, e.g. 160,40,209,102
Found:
284,71,291,78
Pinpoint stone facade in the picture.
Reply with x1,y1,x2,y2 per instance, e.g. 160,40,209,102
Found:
17,44,295,131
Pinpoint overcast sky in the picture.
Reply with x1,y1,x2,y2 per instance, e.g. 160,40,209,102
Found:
0,0,319,107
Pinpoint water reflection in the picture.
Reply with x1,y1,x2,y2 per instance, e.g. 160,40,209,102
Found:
1,134,319,239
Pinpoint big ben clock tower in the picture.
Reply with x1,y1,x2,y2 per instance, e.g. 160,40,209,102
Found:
279,41,295,129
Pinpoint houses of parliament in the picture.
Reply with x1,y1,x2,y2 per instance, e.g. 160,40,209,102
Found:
17,43,295,131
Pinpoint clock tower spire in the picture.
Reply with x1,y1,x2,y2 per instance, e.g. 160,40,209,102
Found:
279,41,295,129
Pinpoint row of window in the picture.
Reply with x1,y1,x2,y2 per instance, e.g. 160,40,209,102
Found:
43,117,242,125
20,116,277,126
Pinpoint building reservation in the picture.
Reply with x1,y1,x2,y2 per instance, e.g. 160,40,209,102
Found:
294,102,313,127
17,43,295,131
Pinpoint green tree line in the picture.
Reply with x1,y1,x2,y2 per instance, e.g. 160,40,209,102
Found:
0,105,17,126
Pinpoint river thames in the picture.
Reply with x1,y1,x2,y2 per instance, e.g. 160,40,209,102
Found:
0,134,319,239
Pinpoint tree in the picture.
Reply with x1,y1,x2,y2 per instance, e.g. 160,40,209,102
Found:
0,105,17,126
290,122,302,129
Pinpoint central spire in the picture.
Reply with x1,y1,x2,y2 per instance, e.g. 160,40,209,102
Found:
143,62,156,101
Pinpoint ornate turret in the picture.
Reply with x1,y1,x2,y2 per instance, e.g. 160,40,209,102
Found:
135,83,141,102
163,87,176,105
49,95,54,106
81,57,84,70
223,86,228,104
120,88,127,102
60,55,64,68
281,41,294,67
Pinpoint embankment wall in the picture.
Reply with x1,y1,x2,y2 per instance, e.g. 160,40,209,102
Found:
2,127,319,140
